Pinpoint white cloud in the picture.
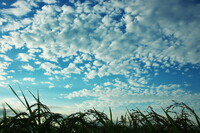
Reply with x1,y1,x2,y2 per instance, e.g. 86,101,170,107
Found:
0,81,8,87
35,61,41,65
64,84,72,89
85,70,97,79
7,76,13,79
1,0,32,17
156,84,181,90
7,70,15,73
0,2,134,78
74,56,83,64
104,82,112,86
56,63,81,75
85,63,91,69
65,80,200,112
36,0,57,4
130,0,200,65
2,2,6,5
0,62,10,76
21,64,35,71
40,62,60,74
0,17,32,33
0,18,6,26
1,32,25,49
102,15,112,26
23,77,35,82
41,81,53,85
28,48,41,54
128,79,143,87
97,64,110,78
39,48,59,62
11,80,22,84
0,43,12,53
49,77,54,80
17,53,34,62
21,18,33,25
41,81,54,88
0,0,199,93
1,21,23,32
0,54,13,61
1,0,199,73
82,54,92,60
93,60,102,67
48,85,55,88
0,76,6,81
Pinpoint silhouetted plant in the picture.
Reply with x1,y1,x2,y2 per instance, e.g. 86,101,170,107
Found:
0,86,199,133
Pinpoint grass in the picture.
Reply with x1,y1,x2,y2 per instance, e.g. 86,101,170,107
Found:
0,86,200,133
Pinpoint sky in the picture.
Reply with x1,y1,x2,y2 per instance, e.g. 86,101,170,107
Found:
0,0,200,116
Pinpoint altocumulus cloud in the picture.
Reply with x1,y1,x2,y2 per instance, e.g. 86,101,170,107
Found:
0,0,200,116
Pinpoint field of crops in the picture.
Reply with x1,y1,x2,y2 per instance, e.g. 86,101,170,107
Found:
0,86,200,133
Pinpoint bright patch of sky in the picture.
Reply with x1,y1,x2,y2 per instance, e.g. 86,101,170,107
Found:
0,0,200,116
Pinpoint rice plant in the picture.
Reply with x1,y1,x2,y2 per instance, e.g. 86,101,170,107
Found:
0,86,199,133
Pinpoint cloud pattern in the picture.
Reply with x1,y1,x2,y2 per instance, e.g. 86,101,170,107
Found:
0,0,200,115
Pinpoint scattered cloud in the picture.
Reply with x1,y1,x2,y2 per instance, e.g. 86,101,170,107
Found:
35,61,41,65
48,85,55,88
11,80,22,84
36,0,57,4
41,81,54,85
1,0,200,69
0,76,6,81
0,0,33,17
0,62,10,80
93,60,103,67
49,77,54,80
0,81,8,87
1,2,6,6
55,63,81,75
82,54,92,61
0,43,12,53
65,81,200,111
23,77,35,82
0,0,200,116
40,62,61,75
0,54,13,62
74,56,83,64
85,70,97,79
41,81,55,88
17,53,34,62
64,84,72,89
7,70,15,73
21,64,35,71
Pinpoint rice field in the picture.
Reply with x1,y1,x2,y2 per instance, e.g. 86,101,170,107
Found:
0,86,200,133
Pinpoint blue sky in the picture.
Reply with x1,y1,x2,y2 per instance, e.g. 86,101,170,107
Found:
0,0,200,116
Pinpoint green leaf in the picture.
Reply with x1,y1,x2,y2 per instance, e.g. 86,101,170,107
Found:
9,85,27,108
6,102,18,116
20,89,33,115
109,107,113,124
137,109,155,132
162,108,181,133
2,104,7,120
